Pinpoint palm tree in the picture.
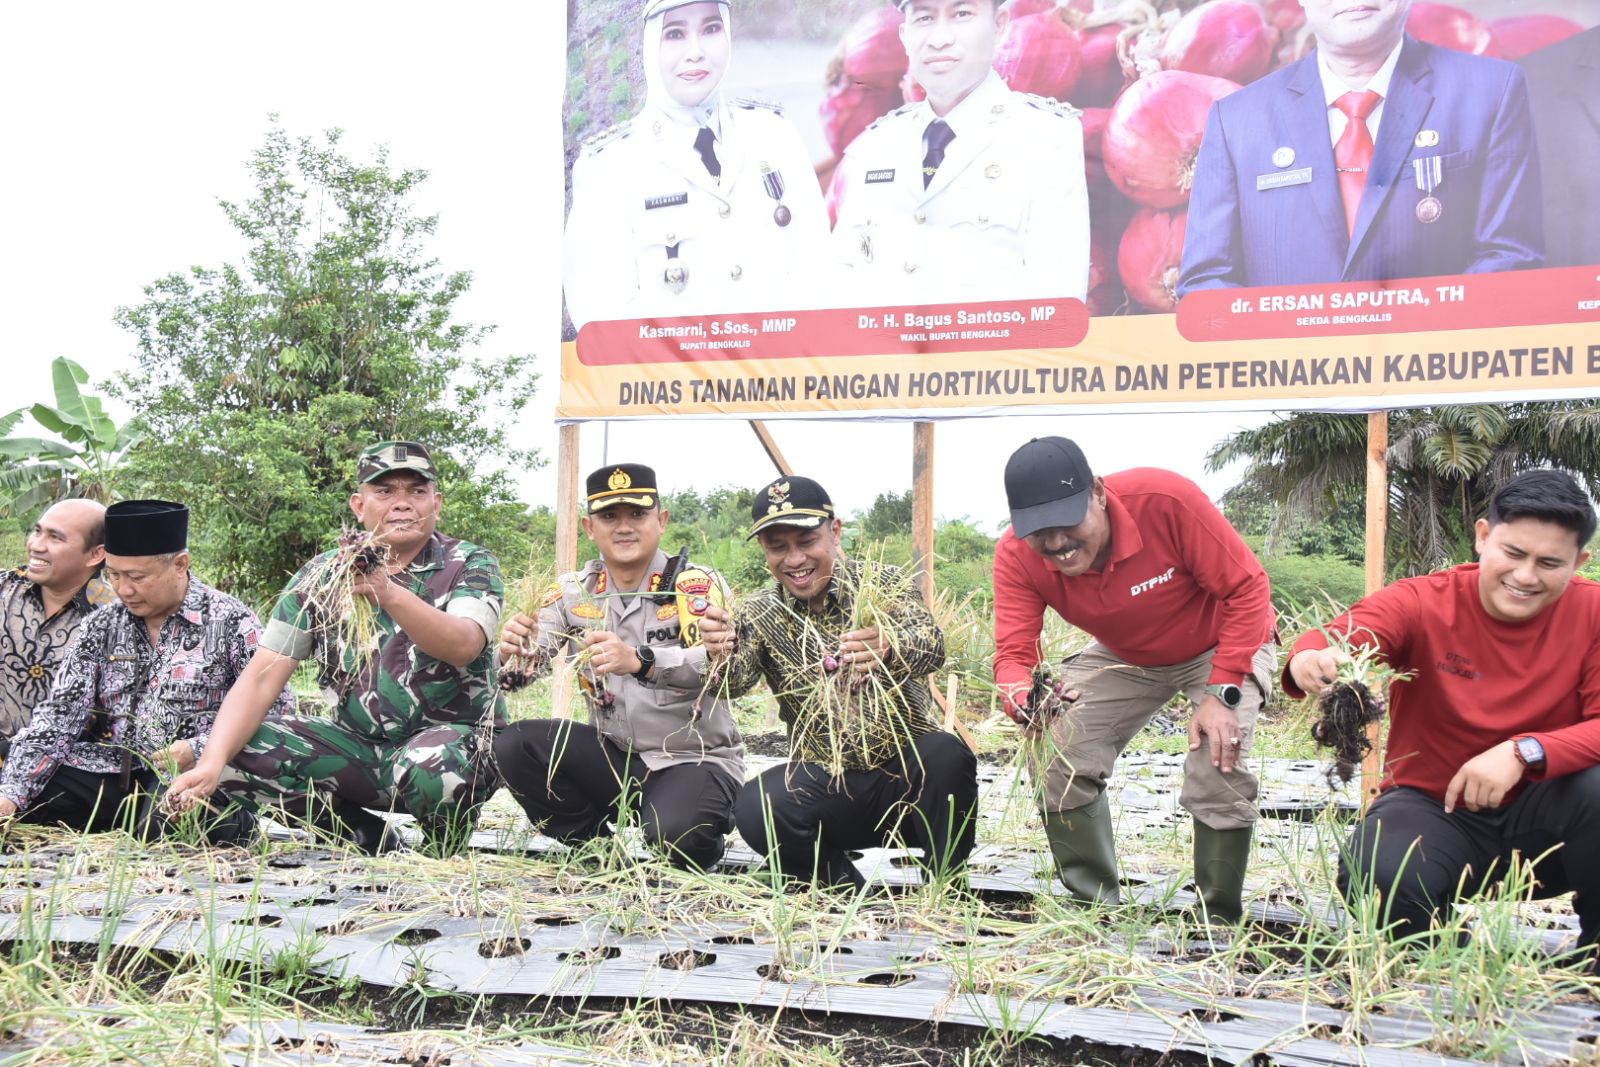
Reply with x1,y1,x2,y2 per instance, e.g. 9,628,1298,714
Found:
0,357,140,515
1207,402,1600,576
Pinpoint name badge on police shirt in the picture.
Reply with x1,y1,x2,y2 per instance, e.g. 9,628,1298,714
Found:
1257,167,1312,192
864,169,895,184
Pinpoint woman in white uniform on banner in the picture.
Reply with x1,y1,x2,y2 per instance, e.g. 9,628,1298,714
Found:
563,0,829,330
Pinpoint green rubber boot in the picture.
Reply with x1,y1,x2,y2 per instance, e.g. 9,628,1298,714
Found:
1042,793,1121,905
1192,821,1253,924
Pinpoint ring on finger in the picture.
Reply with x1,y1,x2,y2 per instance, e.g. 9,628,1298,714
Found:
1229,736,1242,746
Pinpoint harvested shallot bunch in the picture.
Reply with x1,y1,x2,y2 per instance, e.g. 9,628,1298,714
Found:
1309,638,1412,786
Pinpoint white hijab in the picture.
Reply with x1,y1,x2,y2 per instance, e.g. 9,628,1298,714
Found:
641,0,733,134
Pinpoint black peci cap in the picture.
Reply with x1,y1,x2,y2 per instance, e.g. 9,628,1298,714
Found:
587,464,659,512
1004,437,1096,539
104,500,189,556
748,476,835,539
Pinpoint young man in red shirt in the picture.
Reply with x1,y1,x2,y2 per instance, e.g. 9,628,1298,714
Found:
994,437,1277,921
1287,469,1600,952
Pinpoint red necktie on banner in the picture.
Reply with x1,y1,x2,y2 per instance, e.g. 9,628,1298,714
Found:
1333,90,1381,236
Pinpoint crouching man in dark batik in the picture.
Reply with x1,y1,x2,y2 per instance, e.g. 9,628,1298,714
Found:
0,500,291,842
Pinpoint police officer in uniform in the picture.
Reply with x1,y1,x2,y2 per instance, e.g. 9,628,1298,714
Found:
831,0,1090,306
494,464,744,870
563,0,829,329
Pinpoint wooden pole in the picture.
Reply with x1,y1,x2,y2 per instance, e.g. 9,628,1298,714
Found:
552,423,581,720
912,421,936,603
749,421,793,476
1360,411,1389,807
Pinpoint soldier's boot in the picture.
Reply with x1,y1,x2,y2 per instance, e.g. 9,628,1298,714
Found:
1042,793,1121,906
331,800,404,856
205,803,260,849
1192,821,1253,924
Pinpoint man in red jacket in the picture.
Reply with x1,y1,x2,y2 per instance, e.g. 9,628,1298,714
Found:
994,437,1277,921
1287,469,1600,952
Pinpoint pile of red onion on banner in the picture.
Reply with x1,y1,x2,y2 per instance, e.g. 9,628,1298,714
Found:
819,0,1582,314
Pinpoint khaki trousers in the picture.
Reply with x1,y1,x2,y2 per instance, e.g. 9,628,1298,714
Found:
1033,640,1277,830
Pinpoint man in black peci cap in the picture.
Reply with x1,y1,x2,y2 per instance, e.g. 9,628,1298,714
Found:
993,438,1276,921
492,463,744,869
701,475,976,888
0,500,292,840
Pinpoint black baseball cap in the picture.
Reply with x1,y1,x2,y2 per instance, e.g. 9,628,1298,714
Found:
1005,437,1095,538
749,476,835,539
587,463,659,512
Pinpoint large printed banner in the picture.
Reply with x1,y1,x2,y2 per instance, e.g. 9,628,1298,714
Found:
558,0,1600,421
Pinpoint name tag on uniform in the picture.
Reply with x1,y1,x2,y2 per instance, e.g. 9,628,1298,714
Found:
1257,167,1312,191
865,169,895,184
644,192,689,210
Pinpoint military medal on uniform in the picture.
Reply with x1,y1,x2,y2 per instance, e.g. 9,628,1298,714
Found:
1412,151,1442,225
760,162,791,227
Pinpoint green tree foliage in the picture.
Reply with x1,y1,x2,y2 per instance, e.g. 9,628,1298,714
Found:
0,357,139,516
1209,403,1600,576
113,124,539,605
858,490,914,541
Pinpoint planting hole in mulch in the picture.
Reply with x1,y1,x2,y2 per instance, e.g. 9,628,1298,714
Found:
857,972,913,987
657,949,715,971
1183,1006,1243,1023
710,933,757,945
557,945,620,964
477,937,531,959
529,914,579,927
390,928,442,947
288,896,335,908
250,914,284,928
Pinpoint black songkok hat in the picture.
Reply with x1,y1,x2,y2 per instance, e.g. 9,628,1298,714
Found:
104,500,189,556
586,464,659,512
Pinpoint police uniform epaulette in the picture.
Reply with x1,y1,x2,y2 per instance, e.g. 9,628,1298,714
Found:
1021,94,1082,119
732,96,784,115
579,121,630,156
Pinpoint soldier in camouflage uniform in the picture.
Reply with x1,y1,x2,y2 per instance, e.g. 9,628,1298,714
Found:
701,476,976,888
167,442,506,854
495,463,744,869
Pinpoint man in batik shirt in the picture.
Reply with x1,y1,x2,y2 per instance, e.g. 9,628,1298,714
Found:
701,475,976,888
0,500,289,842
168,442,506,855
0,499,112,757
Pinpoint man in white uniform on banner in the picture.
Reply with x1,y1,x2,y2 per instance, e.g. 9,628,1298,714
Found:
563,0,830,330
830,0,1089,307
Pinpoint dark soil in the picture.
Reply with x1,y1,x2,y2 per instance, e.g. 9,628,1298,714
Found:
1311,682,1385,785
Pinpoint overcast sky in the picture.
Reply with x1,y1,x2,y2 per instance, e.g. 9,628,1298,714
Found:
1,1,1277,535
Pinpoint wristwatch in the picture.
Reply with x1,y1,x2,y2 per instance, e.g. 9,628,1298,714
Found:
1512,735,1546,777
632,645,656,682
1205,683,1243,709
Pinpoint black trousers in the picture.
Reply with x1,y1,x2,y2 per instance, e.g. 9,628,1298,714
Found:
19,764,254,844
735,731,978,888
493,719,738,870
1339,767,1600,948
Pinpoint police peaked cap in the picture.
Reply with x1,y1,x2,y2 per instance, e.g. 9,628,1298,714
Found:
587,464,660,512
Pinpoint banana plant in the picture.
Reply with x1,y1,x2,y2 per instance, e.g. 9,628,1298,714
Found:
0,357,141,515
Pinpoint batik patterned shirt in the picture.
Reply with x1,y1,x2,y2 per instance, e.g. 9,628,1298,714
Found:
262,532,506,742
0,575,293,811
0,567,115,738
719,559,945,771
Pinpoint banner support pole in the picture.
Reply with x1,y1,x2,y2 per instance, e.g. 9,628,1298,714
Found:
552,423,581,720
1360,411,1389,808
748,421,793,476
913,421,936,603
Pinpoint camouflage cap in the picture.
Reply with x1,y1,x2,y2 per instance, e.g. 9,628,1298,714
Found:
357,441,438,484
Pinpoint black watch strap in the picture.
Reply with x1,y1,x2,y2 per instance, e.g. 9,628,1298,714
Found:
632,645,656,681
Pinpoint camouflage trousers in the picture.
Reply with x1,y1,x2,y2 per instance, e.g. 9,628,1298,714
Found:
222,716,499,852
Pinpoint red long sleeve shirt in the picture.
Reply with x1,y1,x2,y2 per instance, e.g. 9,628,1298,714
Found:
1284,565,1600,801
993,468,1276,707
